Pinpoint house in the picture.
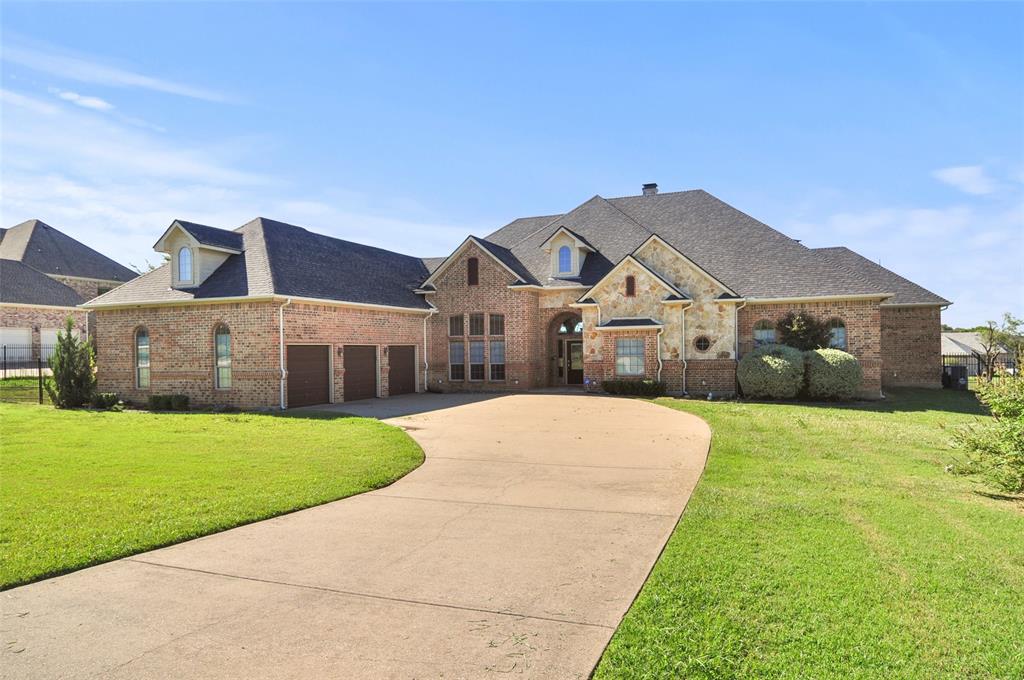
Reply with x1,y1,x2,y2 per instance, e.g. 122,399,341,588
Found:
942,332,1013,376
1,220,136,361
83,186,949,408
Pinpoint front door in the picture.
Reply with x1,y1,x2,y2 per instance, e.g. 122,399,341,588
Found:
566,341,584,385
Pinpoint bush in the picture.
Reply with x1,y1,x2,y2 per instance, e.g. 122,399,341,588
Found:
90,392,120,410
951,375,1024,493
737,344,804,399
776,312,831,351
803,348,863,400
147,395,172,411
601,379,667,397
44,317,96,408
170,394,190,411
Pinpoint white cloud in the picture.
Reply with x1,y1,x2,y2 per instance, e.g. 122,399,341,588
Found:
49,87,114,111
3,40,230,103
932,165,997,195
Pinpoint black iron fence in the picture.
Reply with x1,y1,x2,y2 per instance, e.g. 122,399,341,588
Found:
0,357,48,404
1,344,56,377
942,352,1017,380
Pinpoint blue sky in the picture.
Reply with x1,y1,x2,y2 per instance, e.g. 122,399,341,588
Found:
1,2,1021,326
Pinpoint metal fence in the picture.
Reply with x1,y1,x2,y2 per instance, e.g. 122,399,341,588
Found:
1,344,56,377
942,352,1017,379
0,357,48,404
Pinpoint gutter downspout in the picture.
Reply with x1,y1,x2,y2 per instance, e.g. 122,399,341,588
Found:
423,309,437,391
734,300,747,359
681,304,688,395
278,297,292,410
656,326,664,382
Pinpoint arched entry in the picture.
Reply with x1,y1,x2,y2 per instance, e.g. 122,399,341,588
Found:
548,313,584,387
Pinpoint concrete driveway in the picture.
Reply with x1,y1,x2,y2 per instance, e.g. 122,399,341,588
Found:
2,393,710,679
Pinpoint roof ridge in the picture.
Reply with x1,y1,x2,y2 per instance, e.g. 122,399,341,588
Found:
605,188,703,202
602,195,653,235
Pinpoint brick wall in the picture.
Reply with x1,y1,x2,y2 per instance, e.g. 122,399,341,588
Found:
1,305,88,360
685,359,737,396
880,305,942,388
585,329,661,386
738,299,883,398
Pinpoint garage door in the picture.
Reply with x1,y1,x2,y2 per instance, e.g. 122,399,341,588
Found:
41,328,79,362
388,345,416,396
343,345,377,401
0,328,31,347
287,345,330,408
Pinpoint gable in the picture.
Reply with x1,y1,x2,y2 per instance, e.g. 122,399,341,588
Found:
633,236,734,301
430,240,521,290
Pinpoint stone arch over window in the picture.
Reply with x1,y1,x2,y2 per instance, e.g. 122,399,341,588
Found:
624,275,636,297
134,327,150,389
827,318,847,350
178,247,193,282
753,319,775,346
558,245,572,273
467,257,479,286
214,323,231,389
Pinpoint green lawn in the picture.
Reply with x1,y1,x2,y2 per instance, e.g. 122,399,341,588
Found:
595,388,1024,679
0,404,423,589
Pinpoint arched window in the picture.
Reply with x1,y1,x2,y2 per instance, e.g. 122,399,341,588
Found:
467,257,479,286
135,328,150,388
214,324,231,389
178,247,193,282
828,318,847,350
625,275,636,297
557,315,583,335
558,245,572,273
753,319,775,346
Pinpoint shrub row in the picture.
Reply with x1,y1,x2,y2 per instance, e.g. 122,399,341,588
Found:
90,392,121,410
147,394,191,411
601,379,667,397
737,344,862,401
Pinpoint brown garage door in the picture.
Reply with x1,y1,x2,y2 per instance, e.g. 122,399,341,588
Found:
388,345,416,396
287,345,330,408
344,345,377,401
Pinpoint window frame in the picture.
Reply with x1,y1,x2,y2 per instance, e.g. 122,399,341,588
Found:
489,339,506,381
489,313,505,337
615,337,644,377
467,257,479,286
214,324,231,390
694,335,712,353
177,246,193,283
557,245,572,273
753,320,776,347
448,314,464,337
449,341,466,381
135,327,150,389
468,340,485,381
468,313,485,336
828,318,847,350
625,275,636,297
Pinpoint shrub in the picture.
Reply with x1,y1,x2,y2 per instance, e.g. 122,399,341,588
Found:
601,379,667,397
951,374,1024,493
776,312,831,351
44,317,95,408
90,392,120,410
803,348,863,400
147,395,172,411
737,344,804,399
170,394,190,411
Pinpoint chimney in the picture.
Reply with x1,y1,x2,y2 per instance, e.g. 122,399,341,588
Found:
642,183,658,196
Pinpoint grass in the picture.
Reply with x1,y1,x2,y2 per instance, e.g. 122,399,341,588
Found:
0,376,48,404
0,404,423,589
595,388,1024,679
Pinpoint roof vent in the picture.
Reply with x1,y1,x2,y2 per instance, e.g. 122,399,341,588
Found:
642,183,658,196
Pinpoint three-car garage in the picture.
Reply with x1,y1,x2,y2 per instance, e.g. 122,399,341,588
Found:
285,343,417,408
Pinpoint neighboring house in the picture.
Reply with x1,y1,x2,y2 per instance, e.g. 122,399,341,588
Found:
83,186,949,409
941,332,1013,376
0,219,137,360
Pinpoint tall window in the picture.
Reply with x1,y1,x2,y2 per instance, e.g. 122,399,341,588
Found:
449,341,465,380
214,324,231,389
489,340,506,380
753,320,775,346
489,313,505,336
828,318,847,350
469,313,485,336
467,257,479,286
625,275,636,297
135,328,150,388
469,340,485,380
178,247,192,282
558,245,572,273
616,338,644,376
448,314,463,337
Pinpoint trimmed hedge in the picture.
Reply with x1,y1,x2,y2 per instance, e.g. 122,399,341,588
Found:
804,349,862,400
602,379,667,397
737,344,805,399
147,394,190,411
90,392,120,410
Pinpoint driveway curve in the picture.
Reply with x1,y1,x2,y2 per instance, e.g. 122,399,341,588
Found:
2,393,710,679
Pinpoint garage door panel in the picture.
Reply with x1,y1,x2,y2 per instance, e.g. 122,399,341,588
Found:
388,345,416,396
0,328,31,347
344,345,377,402
287,345,330,408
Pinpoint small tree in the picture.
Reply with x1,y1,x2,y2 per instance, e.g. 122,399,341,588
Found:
45,317,96,408
976,314,1021,380
775,312,831,351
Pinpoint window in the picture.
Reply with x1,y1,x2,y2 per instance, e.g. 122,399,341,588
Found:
469,340,485,380
489,313,505,336
694,335,712,352
449,341,465,380
625,275,636,297
469,313,485,336
467,257,479,286
214,324,231,389
97,286,112,296
178,247,192,282
616,338,644,376
558,245,572,273
489,340,506,380
557,315,583,335
135,328,150,388
753,320,775,346
448,314,463,337
828,318,847,350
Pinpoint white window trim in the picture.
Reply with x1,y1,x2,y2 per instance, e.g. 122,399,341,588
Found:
615,337,644,377
177,246,194,285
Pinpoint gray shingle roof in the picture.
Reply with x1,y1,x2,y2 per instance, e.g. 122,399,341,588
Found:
174,220,244,251
0,259,85,307
814,246,950,306
598,317,663,327
0,220,137,283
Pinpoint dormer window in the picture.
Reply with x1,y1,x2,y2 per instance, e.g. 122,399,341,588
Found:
178,247,193,282
558,246,572,273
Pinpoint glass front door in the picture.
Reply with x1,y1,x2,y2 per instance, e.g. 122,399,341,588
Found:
566,341,584,385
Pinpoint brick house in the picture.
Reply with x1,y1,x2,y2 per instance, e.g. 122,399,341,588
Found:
1,220,136,362
84,186,949,408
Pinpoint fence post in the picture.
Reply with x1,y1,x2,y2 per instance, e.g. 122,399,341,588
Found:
2,345,5,379
37,357,43,405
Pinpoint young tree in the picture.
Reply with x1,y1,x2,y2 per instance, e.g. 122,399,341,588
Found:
775,312,831,351
976,314,1021,380
44,317,96,408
